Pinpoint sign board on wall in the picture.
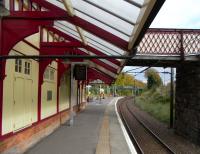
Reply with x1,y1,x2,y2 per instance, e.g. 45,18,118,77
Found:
74,65,87,80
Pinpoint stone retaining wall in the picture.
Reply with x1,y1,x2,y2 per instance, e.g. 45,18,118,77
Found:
175,63,200,144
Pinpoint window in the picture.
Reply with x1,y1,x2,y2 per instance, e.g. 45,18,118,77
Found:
50,70,55,80
44,67,55,81
24,61,31,75
44,68,50,79
15,59,22,73
47,90,52,101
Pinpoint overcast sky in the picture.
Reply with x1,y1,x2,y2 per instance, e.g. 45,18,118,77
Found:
123,0,199,83
150,0,200,29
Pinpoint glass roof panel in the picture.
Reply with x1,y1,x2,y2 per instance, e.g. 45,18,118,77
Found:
87,41,120,56
79,48,119,69
132,0,145,5
100,59,119,69
53,24,121,56
84,31,126,55
46,0,66,10
71,0,134,35
85,0,140,23
54,25,78,37
74,10,130,41
53,25,82,42
55,21,77,32
88,43,112,56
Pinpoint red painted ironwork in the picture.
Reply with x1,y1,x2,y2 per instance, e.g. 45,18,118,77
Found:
138,28,200,56
9,0,49,12
0,61,3,136
44,26,121,66
57,60,70,113
38,59,53,121
0,19,4,136
2,19,52,56
74,49,118,74
8,0,128,50
4,0,200,137
41,42,83,48
0,18,52,135
40,26,119,73
40,44,118,74
87,68,113,84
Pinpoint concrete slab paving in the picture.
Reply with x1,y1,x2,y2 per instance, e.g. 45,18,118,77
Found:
107,98,131,154
25,97,130,154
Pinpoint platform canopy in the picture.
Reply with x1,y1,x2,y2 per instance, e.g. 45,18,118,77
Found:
48,0,164,52
3,0,165,83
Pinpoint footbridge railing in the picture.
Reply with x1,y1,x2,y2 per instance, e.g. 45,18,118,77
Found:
137,28,200,58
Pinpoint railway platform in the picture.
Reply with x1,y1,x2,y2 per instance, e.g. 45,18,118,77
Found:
25,97,132,154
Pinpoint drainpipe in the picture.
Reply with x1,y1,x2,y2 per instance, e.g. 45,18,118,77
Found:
170,68,174,128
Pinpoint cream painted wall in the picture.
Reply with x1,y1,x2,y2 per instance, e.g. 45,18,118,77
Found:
41,61,58,120
71,78,78,108
2,40,39,135
25,33,40,48
81,84,86,103
2,30,72,135
59,71,70,112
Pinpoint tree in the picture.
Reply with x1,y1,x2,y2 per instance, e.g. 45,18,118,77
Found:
114,73,146,96
115,73,134,86
144,68,162,89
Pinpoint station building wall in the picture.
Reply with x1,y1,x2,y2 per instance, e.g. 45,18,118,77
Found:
41,61,58,120
0,32,87,154
2,40,39,135
59,71,70,112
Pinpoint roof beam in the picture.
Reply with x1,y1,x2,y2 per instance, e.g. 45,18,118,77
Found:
41,42,83,48
8,11,128,50
28,0,129,50
62,0,87,45
76,49,118,73
128,0,160,50
54,21,125,55
86,60,117,79
46,26,121,66
40,43,118,73
88,68,113,84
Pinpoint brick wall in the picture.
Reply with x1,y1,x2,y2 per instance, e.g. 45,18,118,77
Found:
0,102,86,154
175,63,200,144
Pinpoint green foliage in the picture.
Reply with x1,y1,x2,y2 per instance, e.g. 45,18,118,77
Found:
115,73,146,88
89,85,99,96
114,73,146,96
144,68,162,89
135,98,170,123
135,85,171,123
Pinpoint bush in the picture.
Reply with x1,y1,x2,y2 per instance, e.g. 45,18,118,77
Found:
135,85,171,123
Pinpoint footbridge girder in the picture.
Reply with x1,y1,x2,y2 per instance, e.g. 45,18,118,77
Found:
127,28,200,67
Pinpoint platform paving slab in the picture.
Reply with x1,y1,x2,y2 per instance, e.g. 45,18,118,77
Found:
25,97,130,154
107,98,131,154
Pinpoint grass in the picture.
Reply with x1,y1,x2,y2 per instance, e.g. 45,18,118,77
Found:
135,86,171,124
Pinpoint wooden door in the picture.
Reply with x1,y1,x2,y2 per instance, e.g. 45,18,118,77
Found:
24,79,33,125
13,77,25,131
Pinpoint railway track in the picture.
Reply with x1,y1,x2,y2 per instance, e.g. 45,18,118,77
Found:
117,98,175,154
